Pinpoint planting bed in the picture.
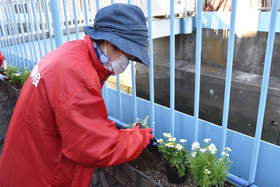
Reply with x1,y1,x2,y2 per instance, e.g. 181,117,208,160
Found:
128,149,236,187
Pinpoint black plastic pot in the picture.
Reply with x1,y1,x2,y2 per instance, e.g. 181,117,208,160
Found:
165,160,187,184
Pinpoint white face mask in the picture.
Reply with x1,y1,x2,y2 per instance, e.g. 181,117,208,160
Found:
103,42,130,75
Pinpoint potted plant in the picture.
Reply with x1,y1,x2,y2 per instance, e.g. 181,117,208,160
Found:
157,133,189,183
188,138,233,187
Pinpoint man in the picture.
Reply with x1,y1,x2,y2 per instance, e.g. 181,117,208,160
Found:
0,3,153,187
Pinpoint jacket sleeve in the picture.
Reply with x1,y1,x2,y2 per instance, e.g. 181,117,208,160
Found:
55,84,143,168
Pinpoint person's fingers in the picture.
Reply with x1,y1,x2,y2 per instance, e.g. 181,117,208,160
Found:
148,134,154,140
146,128,153,133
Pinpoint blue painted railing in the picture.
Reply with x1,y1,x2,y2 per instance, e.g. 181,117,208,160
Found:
0,0,280,186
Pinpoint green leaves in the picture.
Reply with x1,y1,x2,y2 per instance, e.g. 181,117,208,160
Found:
6,65,30,86
188,140,233,187
158,134,189,177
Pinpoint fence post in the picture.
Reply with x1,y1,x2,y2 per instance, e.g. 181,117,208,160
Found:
49,0,64,47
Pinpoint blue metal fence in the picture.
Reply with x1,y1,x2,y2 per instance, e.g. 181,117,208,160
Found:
1,0,280,186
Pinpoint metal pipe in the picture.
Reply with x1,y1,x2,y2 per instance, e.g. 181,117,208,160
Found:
220,0,237,155
4,0,20,66
249,0,280,183
170,0,175,136
83,0,89,26
44,0,54,51
37,0,48,55
1,4,13,65
62,0,70,41
25,0,38,66
49,0,64,48
148,0,155,133
15,0,28,69
9,0,24,69
127,0,137,122
72,0,79,39
31,0,43,60
194,0,202,142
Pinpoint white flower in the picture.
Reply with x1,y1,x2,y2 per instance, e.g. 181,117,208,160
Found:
204,138,211,143
163,133,171,138
169,137,176,141
222,152,229,157
204,169,211,174
191,142,200,150
191,152,197,157
157,139,163,143
200,148,207,153
225,147,231,152
176,144,183,150
208,143,217,154
15,73,20,76
180,139,187,143
166,143,174,147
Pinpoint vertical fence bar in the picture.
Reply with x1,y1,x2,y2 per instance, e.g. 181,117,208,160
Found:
127,0,137,121
72,0,79,39
83,0,89,26
49,0,64,48
4,0,20,66
131,61,137,121
0,4,13,65
37,0,48,55
31,0,43,60
25,0,38,66
249,0,280,183
15,0,28,69
96,0,100,12
21,0,34,70
44,0,54,51
193,0,202,142
0,15,10,62
62,0,70,41
9,0,24,69
170,0,175,136
220,0,237,154
116,75,123,122
101,0,109,115
113,0,123,122
148,0,155,132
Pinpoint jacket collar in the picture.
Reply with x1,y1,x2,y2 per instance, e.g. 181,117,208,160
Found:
84,35,112,86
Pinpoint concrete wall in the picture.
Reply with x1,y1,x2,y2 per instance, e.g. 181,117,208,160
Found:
135,29,280,146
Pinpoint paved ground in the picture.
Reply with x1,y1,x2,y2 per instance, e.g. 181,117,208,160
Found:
0,115,8,156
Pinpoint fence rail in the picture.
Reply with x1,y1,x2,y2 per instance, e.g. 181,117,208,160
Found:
1,0,280,187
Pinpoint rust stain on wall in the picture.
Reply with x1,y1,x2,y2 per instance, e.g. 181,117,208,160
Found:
202,38,226,66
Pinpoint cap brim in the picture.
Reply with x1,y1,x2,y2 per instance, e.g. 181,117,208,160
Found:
84,26,150,67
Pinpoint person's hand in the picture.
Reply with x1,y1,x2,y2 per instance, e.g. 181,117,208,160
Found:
134,126,154,149
0,74,8,81
0,52,5,67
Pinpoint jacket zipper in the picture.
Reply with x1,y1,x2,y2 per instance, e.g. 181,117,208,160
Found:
101,73,112,84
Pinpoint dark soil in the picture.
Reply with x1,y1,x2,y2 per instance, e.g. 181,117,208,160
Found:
128,149,236,187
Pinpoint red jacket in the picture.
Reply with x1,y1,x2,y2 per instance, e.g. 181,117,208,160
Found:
0,35,143,187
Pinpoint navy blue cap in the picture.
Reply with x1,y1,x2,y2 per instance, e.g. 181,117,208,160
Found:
84,3,149,66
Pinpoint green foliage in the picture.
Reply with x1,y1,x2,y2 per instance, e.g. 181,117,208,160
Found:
6,65,30,86
188,139,233,187
19,67,30,85
157,133,189,177
127,115,154,129
6,65,19,78
139,115,153,128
